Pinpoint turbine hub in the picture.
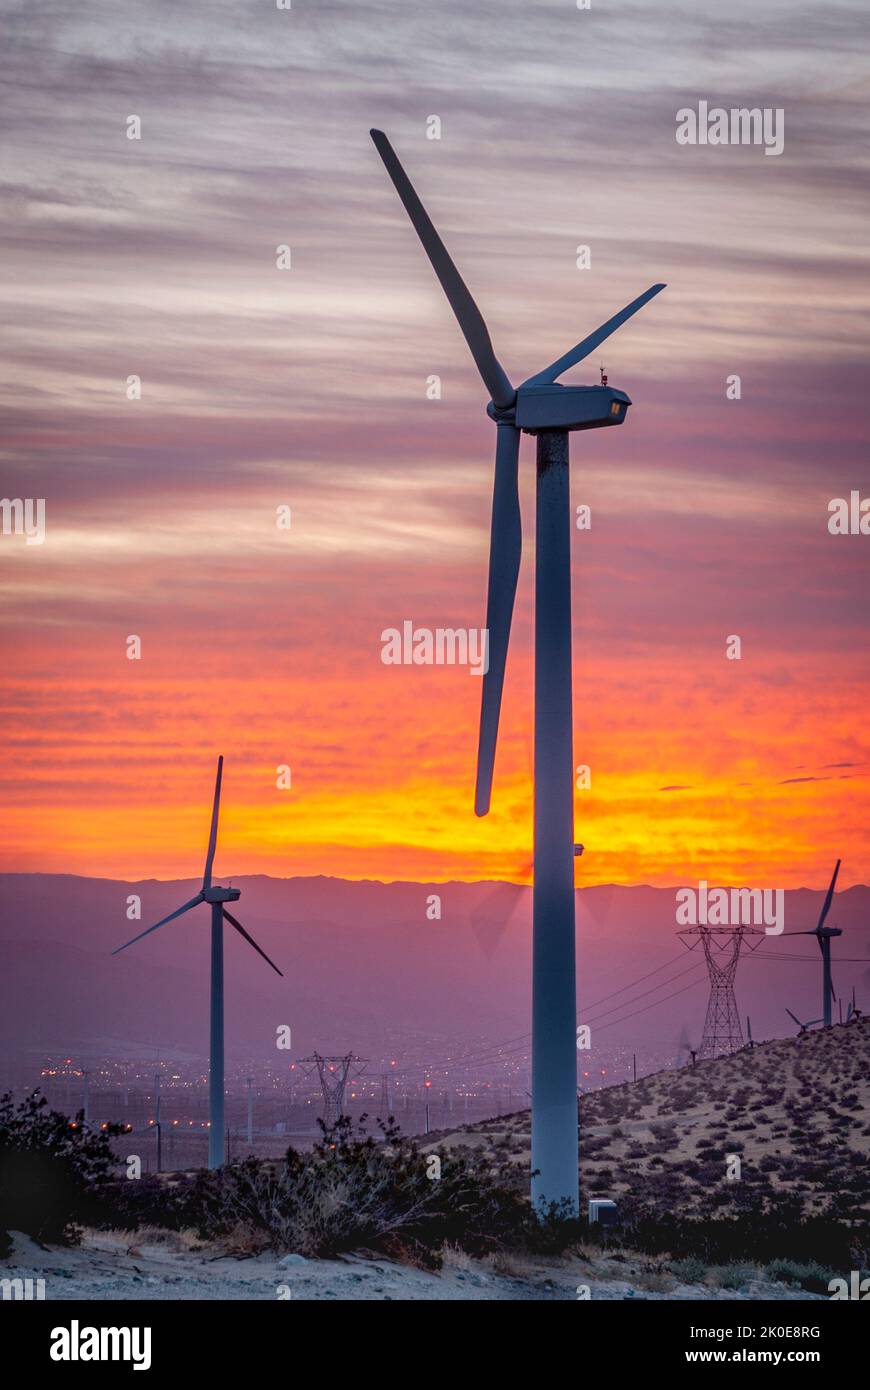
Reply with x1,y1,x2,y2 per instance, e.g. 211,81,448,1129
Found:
486,400,518,426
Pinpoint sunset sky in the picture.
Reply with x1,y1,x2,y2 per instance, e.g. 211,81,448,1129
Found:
1,0,868,888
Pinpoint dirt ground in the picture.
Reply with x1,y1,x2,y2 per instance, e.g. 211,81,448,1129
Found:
2,1230,826,1302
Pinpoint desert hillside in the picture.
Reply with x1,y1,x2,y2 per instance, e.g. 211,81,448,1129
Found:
434,1016,869,1223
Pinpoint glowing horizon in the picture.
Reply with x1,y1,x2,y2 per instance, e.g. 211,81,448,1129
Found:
1,1,868,890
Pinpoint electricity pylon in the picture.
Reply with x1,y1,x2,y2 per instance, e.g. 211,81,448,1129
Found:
301,1053,366,1127
678,926,763,1058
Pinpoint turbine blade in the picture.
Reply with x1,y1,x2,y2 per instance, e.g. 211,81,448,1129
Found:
785,1007,802,1027
370,129,514,409
203,755,223,890
475,423,522,817
521,283,666,387
223,909,283,977
815,858,841,931
112,894,204,955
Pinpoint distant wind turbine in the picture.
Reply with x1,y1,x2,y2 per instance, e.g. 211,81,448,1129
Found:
778,860,842,1028
785,1007,822,1036
370,128,664,1213
112,757,282,1169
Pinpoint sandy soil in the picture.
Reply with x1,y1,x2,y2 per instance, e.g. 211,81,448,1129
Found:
431,1017,870,1221
2,1230,824,1302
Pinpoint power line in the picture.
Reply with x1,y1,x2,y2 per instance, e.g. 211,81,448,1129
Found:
751,953,870,963
391,951,713,1072
579,950,691,1011
377,955,714,1081
593,975,708,1032
375,931,846,1080
583,958,706,1025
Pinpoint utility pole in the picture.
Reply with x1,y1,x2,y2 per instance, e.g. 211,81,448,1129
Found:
82,1068,90,1126
632,1053,637,1083
154,1073,162,1173
246,1076,254,1147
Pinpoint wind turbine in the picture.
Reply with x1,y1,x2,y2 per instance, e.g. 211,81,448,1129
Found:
778,860,842,1028
112,757,283,1169
370,129,665,1212
785,1007,822,1036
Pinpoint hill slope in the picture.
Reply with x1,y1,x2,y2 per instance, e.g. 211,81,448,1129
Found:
436,1016,869,1225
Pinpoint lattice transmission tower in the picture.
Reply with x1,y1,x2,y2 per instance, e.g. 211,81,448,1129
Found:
678,925,763,1058
300,1053,367,1127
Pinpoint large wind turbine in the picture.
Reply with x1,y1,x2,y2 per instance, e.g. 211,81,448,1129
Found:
113,757,282,1169
779,859,842,1029
370,129,664,1211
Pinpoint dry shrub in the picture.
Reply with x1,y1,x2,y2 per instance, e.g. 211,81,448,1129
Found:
171,1117,531,1263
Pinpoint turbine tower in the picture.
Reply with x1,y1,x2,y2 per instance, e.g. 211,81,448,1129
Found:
779,860,842,1028
370,128,665,1213
113,757,283,1168
679,925,763,1059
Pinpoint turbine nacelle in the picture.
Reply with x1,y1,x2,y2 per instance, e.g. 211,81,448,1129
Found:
204,885,241,904
512,384,631,435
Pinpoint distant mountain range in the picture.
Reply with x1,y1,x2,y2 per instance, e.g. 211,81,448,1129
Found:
1,874,868,1065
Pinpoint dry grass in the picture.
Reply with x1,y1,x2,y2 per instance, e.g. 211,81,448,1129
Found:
440,1242,474,1271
